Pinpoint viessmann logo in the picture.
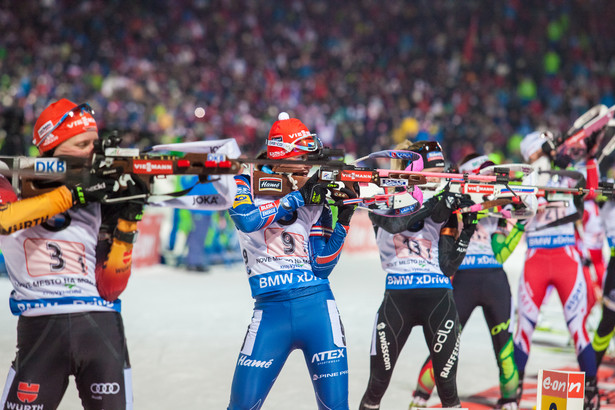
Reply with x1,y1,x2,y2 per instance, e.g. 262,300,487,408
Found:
340,170,372,182
464,184,494,194
259,178,283,192
132,160,174,174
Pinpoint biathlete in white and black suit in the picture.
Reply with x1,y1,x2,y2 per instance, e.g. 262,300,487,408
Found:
0,99,146,410
358,141,478,410
408,153,524,410
227,113,357,410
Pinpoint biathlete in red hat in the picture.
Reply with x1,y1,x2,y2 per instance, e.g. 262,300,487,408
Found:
0,99,147,410
226,112,357,410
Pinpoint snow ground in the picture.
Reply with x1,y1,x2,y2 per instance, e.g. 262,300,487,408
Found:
0,243,580,409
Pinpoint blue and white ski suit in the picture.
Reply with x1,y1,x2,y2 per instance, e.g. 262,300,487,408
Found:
227,174,350,410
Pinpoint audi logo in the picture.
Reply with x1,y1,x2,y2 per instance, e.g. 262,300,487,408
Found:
90,383,120,394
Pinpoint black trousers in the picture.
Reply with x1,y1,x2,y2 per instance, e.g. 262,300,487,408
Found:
2,311,131,410
360,287,460,408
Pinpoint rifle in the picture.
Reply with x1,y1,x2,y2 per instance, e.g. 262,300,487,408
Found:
411,164,615,219
598,118,615,165
0,134,243,203
246,149,428,216
552,104,615,160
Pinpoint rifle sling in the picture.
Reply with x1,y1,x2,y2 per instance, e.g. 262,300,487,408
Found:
533,211,581,231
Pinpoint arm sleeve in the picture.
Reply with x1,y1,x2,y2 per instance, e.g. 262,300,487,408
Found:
228,175,305,233
584,158,599,201
492,221,525,264
438,214,476,277
309,206,349,279
96,218,138,301
0,185,74,234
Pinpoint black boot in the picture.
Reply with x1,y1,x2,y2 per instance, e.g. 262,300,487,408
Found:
358,398,380,410
516,372,524,405
497,398,519,410
584,377,600,410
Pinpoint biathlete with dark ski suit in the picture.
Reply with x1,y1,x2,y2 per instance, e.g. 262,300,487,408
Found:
358,140,477,410
227,112,357,410
592,198,615,368
408,153,524,410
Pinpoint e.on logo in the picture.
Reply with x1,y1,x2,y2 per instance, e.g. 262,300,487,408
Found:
542,372,584,399
537,369,585,410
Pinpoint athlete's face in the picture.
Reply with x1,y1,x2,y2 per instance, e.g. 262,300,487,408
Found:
52,131,98,158
423,166,445,183
528,149,546,164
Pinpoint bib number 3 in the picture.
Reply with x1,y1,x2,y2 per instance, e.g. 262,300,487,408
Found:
24,238,88,277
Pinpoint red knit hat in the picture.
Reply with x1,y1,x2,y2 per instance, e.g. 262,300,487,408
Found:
266,112,320,159
33,99,97,153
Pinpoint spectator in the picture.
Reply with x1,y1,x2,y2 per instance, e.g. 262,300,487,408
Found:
0,0,613,164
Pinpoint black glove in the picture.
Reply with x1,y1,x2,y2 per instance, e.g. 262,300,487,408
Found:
461,211,479,232
69,172,116,206
553,152,573,169
118,177,148,221
299,173,328,205
432,191,474,223
585,129,602,157
440,191,471,210
334,187,358,226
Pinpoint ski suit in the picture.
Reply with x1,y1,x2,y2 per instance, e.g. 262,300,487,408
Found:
227,174,350,410
513,171,597,380
0,178,136,410
412,216,522,403
359,196,476,409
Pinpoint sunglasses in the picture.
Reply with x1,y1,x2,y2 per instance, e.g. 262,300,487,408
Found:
267,133,322,153
36,103,95,147
413,141,443,153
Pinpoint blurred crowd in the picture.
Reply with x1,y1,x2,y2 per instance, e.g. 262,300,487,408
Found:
1,0,614,164
0,0,614,269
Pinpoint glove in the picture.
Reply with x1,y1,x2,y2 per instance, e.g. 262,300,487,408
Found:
514,219,528,231
553,152,573,169
461,211,479,232
334,187,358,226
438,191,473,211
585,129,602,158
69,172,116,206
431,190,455,223
299,173,328,205
118,177,148,221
